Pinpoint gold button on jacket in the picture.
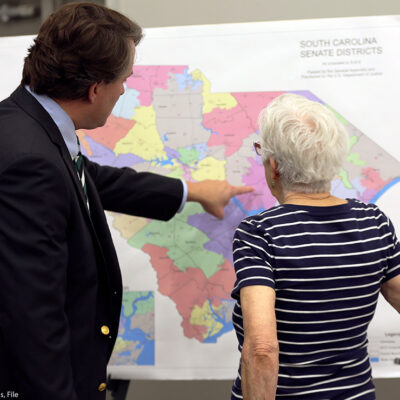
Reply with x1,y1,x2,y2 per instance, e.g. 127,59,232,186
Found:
101,325,110,335
98,383,107,391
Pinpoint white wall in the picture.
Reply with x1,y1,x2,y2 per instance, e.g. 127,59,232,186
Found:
106,0,400,27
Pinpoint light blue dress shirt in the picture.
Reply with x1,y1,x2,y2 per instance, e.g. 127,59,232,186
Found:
25,86,188,212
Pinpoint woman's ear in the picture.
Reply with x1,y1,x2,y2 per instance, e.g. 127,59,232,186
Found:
269,157,280,180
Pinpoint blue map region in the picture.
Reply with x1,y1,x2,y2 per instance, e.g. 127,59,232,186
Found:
83,137,144,168
331,178,359,199
120,326,155,365
370,178,400,203
194,143,208,161
202,122,219,135
151,155,175,167
204,300,235,343
350,177,366,194
112,88,141,119
232,196,265,217
176,68,203,91
165,146,180,160
117,291,155,365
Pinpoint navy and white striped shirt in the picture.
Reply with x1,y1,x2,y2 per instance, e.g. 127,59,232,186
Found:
231,199,400,400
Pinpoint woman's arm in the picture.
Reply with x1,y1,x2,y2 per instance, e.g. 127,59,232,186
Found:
381,274,400,313
240,285,279,400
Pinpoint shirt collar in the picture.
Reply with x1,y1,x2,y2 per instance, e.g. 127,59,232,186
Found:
25,85,79,159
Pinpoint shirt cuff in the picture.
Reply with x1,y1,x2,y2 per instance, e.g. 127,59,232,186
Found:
177,179,188,213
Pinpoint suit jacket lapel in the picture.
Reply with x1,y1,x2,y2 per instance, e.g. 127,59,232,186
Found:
10,86,91,222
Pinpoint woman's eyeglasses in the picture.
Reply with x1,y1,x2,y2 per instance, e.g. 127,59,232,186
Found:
253,141,262,156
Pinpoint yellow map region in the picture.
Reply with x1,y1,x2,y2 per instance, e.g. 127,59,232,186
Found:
192,69,237,114
190,300,223,340
191,156,226,181
110,213,148,239
111,337,143,361
114,105,166,160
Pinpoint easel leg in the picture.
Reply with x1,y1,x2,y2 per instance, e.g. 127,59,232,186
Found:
107,378,130,400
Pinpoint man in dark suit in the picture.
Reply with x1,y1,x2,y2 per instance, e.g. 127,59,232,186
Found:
0,3,252,399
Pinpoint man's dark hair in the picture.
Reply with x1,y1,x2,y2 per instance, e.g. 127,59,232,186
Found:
22,2,142,100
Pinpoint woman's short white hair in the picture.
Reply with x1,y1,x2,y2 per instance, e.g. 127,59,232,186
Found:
258,93,349,193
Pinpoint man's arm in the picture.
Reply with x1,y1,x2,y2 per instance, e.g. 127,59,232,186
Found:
84,159,184,220
240,285,279,400
186,180,253,219
0,155,78,400
85,158,253,220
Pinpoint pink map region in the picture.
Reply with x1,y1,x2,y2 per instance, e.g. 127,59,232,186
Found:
81,114,135,151
232,91,285,131
143,244,234,342
126,66,186,106
204,105,256,157
361,167,391,202
241,158,277,211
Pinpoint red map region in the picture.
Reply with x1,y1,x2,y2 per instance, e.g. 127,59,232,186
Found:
361,167,391,190
81,114,135,150
126,65,187,106
143,244,235,342
232,91,285,131
361,167,392,202
242,158,277,211
204,105,256,157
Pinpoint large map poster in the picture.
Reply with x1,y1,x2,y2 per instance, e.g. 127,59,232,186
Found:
1,15,400,380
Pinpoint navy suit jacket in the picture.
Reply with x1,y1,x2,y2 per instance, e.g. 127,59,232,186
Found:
0,86,183,399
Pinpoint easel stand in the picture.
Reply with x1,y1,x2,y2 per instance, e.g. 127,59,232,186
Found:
108,378,130,400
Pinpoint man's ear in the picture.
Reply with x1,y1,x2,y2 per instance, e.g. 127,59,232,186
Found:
269,157,280,180
87,82,99,104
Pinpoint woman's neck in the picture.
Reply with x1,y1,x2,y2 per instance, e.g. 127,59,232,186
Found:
282,191,347,207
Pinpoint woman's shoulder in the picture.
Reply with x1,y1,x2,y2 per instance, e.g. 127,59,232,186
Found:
239,204,284,223
347,198,388,218
236,204,293,236
347,197,378,210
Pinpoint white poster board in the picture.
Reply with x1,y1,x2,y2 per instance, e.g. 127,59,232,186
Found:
1,15,400,380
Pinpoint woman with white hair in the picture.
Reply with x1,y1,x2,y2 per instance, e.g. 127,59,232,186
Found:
231,93,400,400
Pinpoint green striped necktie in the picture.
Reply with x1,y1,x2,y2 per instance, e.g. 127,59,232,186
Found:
73,139,90,211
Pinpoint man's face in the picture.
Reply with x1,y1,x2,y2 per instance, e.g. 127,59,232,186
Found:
93,43,135,127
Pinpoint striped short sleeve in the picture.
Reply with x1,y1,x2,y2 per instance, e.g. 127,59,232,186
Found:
382,215,400,282
231,219,275,299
